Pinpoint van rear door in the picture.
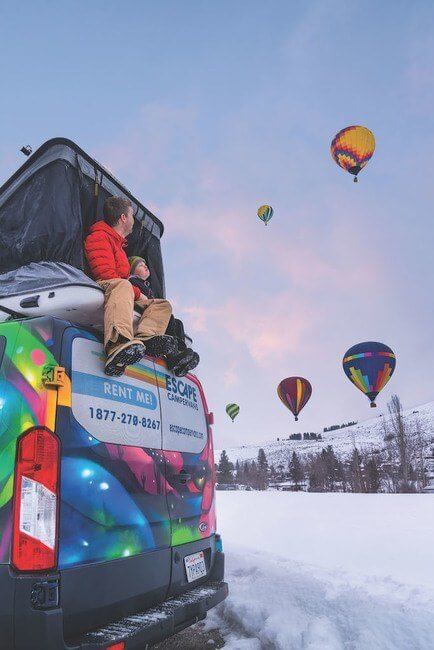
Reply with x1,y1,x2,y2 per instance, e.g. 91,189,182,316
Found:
57,329,172,638
157,365,217,593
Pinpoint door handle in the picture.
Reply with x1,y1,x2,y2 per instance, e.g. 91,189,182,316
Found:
174,470,192,484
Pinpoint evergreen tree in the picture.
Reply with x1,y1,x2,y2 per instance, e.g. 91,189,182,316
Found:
308,462,320,492
244,461,250,482
322,445,339,491
217,450,234,484
249,460,259,489
257,449,269,490
257,448,268,471
365,458,380,493
234,459,241,484
289,451,304,489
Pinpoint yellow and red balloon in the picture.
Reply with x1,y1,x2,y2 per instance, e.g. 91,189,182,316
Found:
330,126,375,182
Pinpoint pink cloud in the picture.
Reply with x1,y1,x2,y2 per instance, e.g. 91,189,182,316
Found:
178,292,318,368
99,102,199,196
218,294,317,364
163,200,260,263
180,304,209,333
223,363,239,388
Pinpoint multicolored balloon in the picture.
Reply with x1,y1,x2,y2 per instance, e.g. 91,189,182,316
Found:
226,403,240,422
277,377,312,421
257,204,274,225
330,126,375,182
342,342,396,407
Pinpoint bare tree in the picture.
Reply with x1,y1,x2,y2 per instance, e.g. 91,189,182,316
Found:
388,395,412,492
413,416,427,491
348,448,366,492
364,455,380,493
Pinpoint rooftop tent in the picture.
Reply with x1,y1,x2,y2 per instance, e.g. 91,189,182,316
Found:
0,138,165,298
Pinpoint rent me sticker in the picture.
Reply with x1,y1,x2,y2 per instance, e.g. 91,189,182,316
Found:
71,337,162,448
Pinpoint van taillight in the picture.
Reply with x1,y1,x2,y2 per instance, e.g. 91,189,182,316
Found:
105,643,126,650
12,427,60,571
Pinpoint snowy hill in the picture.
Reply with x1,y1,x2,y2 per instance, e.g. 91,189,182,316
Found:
218,401,434,467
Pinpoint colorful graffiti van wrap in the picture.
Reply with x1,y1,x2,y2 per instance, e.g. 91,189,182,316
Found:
0,318,216,569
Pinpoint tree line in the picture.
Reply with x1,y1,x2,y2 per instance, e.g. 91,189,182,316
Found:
217,395,433,493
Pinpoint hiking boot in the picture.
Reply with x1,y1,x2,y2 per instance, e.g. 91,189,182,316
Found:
167,348,200,377
141,335,178,358
105,339,145,376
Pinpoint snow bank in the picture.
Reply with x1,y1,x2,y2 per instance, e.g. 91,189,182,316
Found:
209,492,434,649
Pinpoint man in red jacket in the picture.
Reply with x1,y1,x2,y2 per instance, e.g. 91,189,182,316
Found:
84,196,177,376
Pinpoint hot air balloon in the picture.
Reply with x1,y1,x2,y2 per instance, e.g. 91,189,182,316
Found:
257,204,273,225
277,377,312,421
342,342,396,407
330,126,375,182
226,403,240,422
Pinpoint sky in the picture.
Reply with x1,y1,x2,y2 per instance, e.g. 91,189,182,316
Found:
0,1,433,449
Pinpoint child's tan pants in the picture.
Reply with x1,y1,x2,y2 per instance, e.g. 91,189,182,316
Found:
98,279,172,352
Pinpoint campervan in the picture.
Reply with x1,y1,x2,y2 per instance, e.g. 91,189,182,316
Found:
0,139,227,649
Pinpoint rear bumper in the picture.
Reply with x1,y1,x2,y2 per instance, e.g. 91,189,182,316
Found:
0,549,227,649
70,579,228,649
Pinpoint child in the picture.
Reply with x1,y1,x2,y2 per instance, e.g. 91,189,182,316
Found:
129,257,200,377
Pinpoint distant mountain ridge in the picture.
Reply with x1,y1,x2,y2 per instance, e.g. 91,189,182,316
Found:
218,401,434,468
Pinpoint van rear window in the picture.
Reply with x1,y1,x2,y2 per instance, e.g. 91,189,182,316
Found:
70,337,208,454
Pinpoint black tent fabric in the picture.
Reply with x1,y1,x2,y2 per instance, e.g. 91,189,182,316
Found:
0,138,166,298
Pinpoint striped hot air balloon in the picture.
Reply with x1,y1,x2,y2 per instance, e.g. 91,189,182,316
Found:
330,126,375,182
343,342,396,407
277,377,312,421
257,204,274,225
226,403,240,422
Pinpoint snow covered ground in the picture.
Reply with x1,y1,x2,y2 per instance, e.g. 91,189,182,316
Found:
207,491,434,649
219,400,434,467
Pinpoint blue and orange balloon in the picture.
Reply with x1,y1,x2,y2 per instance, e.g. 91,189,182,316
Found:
277,377,312,421
330,126,375,182
342,342,396,407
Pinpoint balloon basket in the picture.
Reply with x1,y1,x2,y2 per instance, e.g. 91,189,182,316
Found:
370,402,377,408
353,177,358,183
295,416,299,422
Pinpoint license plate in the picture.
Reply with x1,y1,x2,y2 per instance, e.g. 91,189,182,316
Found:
184,551,206,583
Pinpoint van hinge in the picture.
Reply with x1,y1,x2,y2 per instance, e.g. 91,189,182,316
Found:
42,365,66,387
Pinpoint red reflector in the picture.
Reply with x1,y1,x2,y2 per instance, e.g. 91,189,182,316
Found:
106,643,126,650
12,427,60,572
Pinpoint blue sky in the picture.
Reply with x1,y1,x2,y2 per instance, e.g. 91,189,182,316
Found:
0,1,433,449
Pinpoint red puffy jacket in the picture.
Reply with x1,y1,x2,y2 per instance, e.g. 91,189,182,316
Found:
84,221,141,300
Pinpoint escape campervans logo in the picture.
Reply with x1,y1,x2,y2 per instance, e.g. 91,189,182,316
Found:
165,376,199,411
